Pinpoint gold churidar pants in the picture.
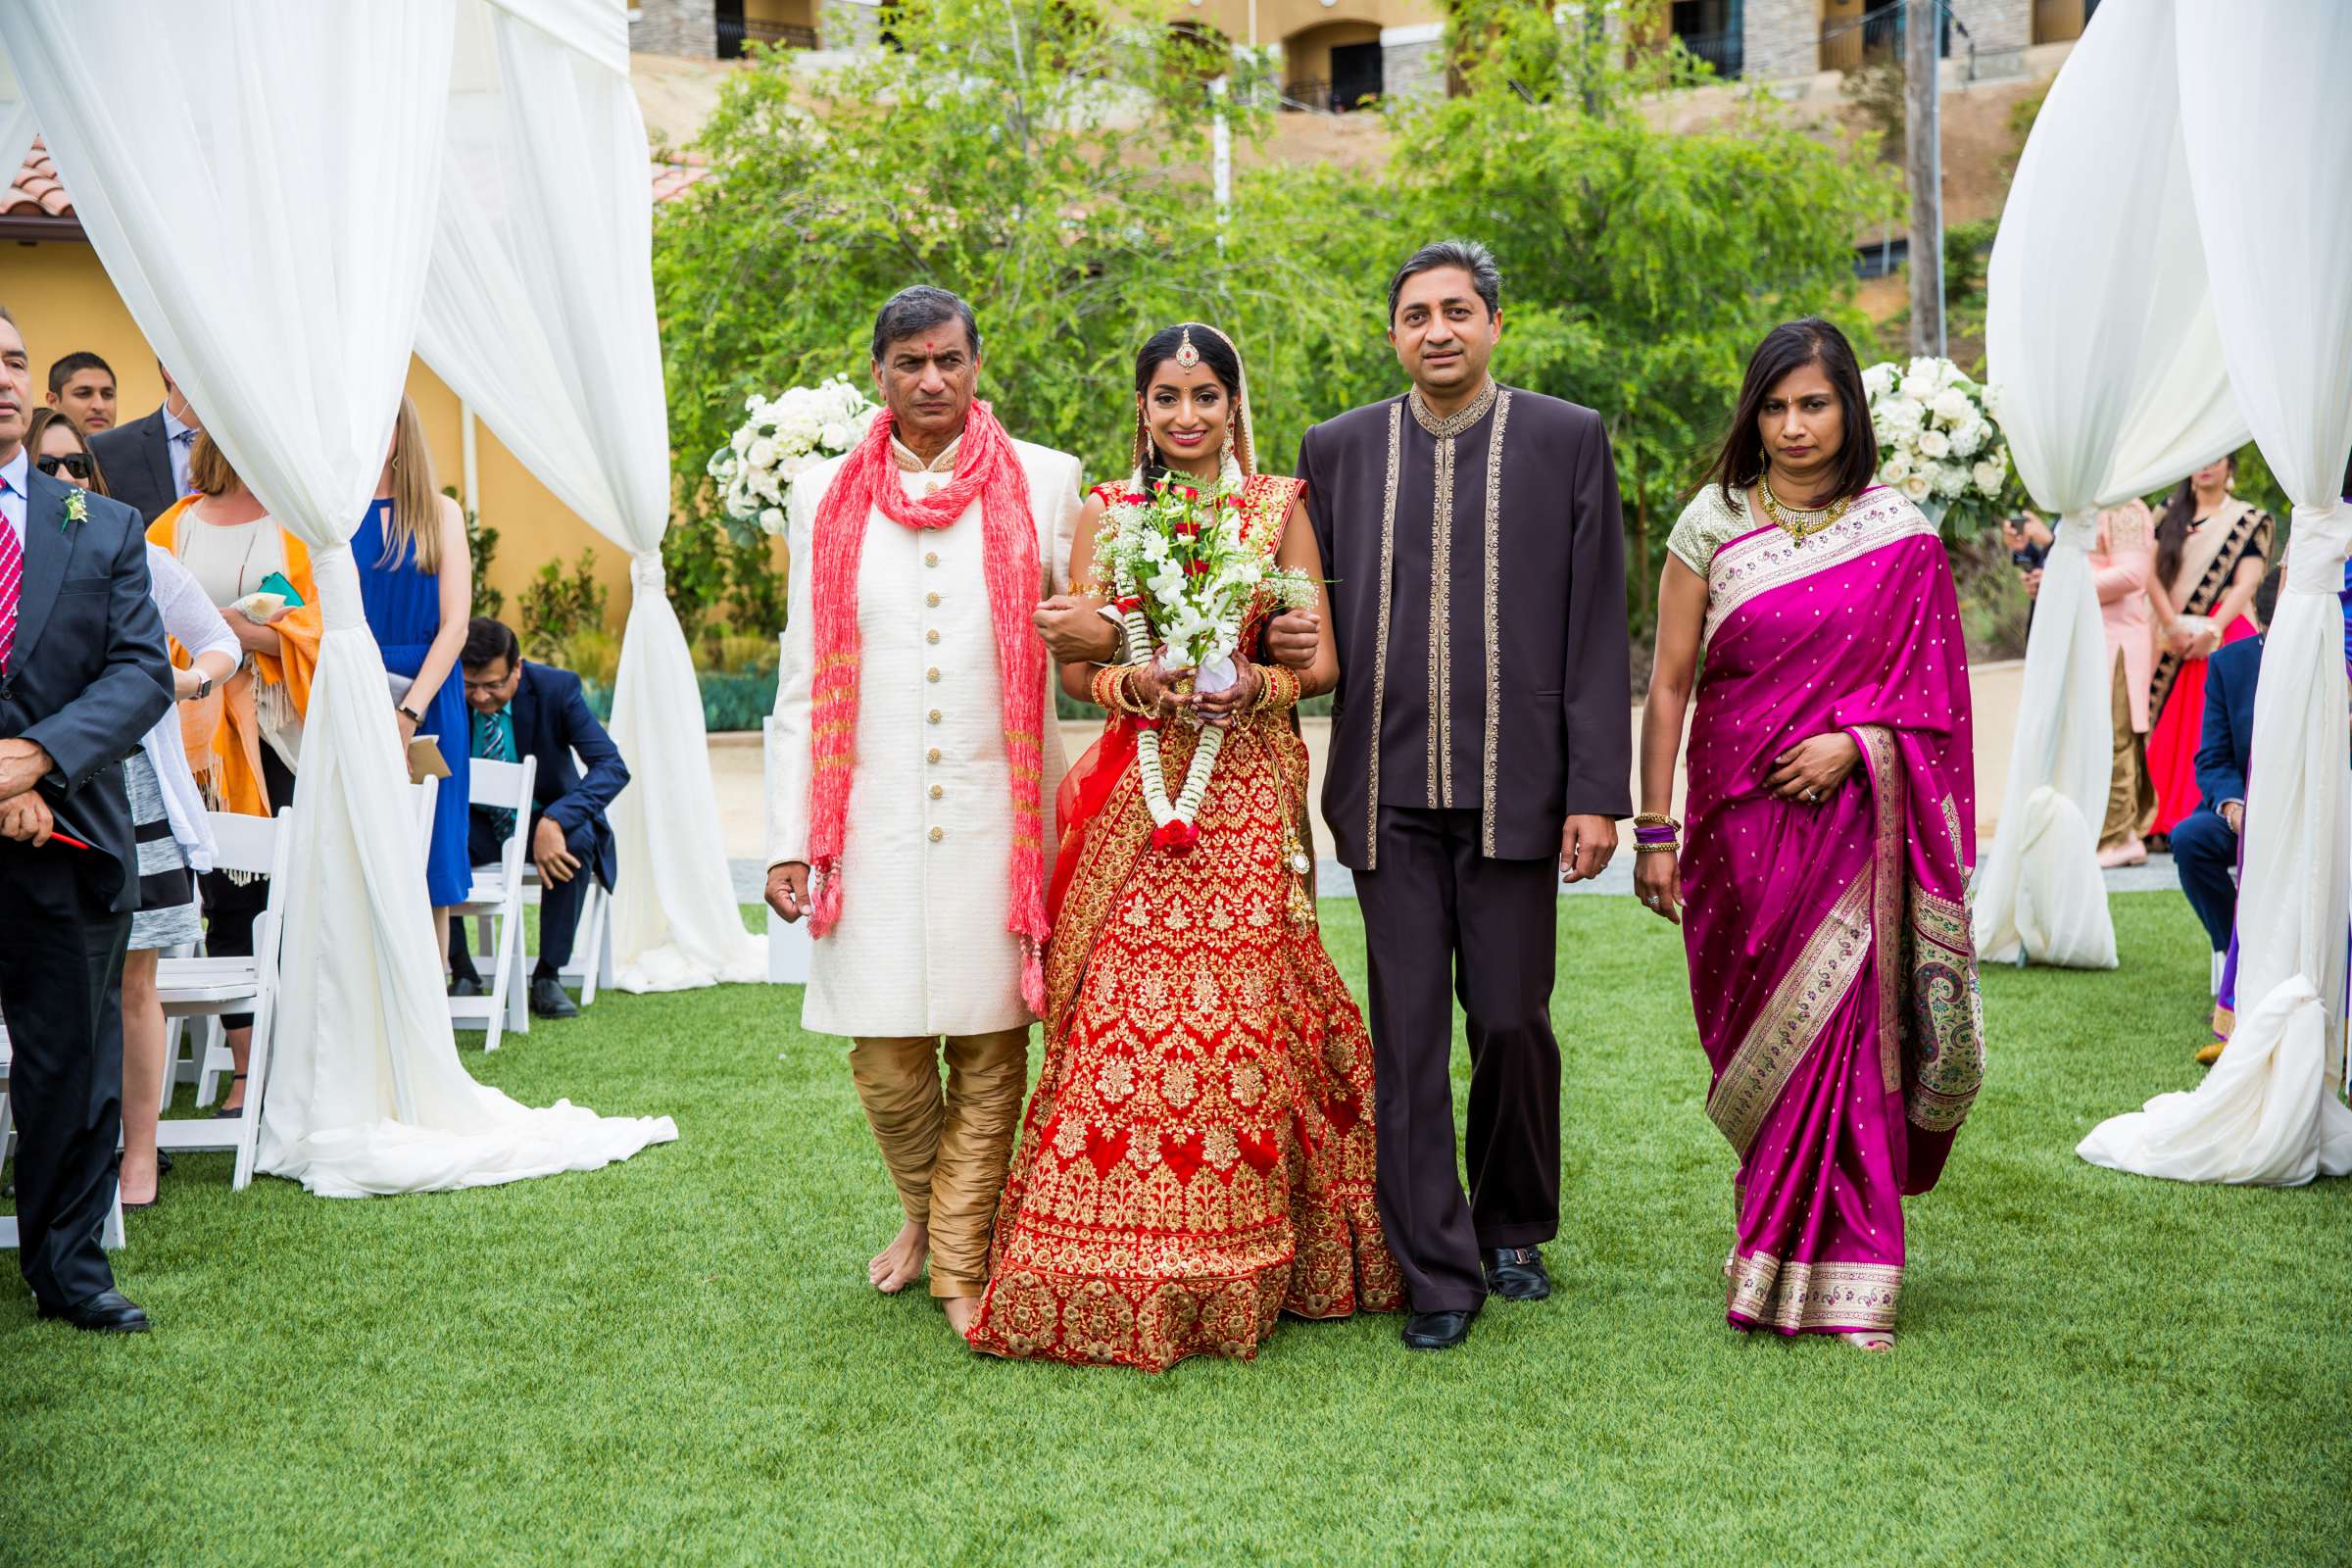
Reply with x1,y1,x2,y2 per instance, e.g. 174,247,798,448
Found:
848,1029,1029,1298
2101,651,2159,850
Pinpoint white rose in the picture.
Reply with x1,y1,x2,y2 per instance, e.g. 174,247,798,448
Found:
1862,363,1898,400
759,506,785,535
746,436,778,470
1982,383,2004,419
1900,474,1934,503
1932,388,1975,426
1973,459,2005,496
781,454,811,479
1900,368,1938,404
1882,451,1913,482
820,421,853,452
731,426,753,456
1917,428,1950,460
1885,397,1925,432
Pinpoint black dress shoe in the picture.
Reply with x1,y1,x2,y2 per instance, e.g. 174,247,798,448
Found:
448,972,483,999
528,976,579,1019
1483,1246,1551,1301
38,1289,151,1334
1400,1307,1476,1351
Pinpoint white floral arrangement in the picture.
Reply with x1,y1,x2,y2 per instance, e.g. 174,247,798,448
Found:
705,376,878,538
1094,460,1315,852
1862,356,2011,532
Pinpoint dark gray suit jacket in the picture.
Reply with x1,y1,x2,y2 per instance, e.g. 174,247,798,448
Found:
87,407,179,524
2,466,174,910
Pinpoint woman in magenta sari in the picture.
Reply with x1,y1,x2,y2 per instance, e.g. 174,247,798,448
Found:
1636,319,1984,1352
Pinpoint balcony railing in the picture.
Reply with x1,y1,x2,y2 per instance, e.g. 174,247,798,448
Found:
1675,27,1742,79
718,18,820,58
1283,77,1383,113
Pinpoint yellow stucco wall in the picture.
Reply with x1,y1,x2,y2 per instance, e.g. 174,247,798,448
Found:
3,237,632,631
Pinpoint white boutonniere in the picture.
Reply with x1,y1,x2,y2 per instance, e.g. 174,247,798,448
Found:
63,488,88,532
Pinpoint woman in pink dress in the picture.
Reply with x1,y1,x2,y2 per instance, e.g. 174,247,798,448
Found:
1635,319,1984,1353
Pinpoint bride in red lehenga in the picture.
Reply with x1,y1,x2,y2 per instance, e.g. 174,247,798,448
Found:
965,324,1400,1370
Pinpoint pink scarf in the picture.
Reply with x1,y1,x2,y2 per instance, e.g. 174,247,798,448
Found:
806,400,1049,1012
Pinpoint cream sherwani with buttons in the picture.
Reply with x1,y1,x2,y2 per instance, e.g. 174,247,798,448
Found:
767,433,1082,1037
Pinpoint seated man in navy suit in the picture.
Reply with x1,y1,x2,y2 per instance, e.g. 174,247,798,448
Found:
2170,570,2274,967
446,617,629,1020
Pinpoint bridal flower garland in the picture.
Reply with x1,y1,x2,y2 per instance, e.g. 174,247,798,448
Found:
1094,463,1317,852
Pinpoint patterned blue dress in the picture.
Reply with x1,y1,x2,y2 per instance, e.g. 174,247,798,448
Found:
355,498,470,906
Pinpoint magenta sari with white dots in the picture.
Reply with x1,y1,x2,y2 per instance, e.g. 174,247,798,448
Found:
1681,485,1984,1337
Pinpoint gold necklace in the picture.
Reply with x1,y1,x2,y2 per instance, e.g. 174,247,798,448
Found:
1758,476,1849,543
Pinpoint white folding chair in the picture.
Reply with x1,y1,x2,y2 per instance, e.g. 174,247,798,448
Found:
452,756,537,1052
1,1018,128,1252
515,749,615,1006
154,808,294,1191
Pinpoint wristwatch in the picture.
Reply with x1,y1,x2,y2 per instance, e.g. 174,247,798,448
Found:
397,704,423,726
191,673,214,702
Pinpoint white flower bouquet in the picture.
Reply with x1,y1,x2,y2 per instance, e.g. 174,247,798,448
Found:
705,376,878,540
1861,356,2011,533
1093,471,1316,851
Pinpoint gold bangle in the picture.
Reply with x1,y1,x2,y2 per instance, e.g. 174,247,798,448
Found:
1633,811,1679,830
1633,841,1681,855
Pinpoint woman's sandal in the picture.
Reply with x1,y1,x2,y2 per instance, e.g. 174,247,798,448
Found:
213,1073,250,1118
1841,1331,1896,1353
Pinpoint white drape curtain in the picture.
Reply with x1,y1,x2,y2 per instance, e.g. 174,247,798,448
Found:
0,49,33,190
0,0,673,1195
420,0,762,991
2079,0,2352,1185
1974,0,2245,970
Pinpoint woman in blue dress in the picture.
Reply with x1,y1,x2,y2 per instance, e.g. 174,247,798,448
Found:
357,394,474,972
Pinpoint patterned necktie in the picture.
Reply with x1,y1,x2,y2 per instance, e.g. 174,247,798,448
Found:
476,708,514,839
0,474,23,672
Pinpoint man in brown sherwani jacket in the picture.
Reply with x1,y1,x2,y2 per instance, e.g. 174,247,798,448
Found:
1270,241,1631,1351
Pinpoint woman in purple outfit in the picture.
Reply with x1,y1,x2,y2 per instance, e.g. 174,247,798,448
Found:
1635,318,1984,1352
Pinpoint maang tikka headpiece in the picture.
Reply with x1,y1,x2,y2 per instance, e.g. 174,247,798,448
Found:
1173,325,1200,371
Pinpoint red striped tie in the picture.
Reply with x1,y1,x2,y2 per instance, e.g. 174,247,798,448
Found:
0,474,22,672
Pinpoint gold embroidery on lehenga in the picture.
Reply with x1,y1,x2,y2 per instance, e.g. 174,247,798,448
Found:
1480,390,1511,857
1365,402,1402,869
1726,1253,1901,1332
1706,872,1875,1155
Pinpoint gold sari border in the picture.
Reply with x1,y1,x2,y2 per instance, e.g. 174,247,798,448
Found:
1706,871,1874,1155
1726,1252,1901,1333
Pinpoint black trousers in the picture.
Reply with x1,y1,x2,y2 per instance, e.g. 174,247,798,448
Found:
1353,806,1561,1312
196,745,296,1030
448,813,594,983
0,838,132,1311
2172,806,2239,953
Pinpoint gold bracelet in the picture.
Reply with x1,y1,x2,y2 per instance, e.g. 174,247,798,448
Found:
1633,841,1681,855
1633,811,1680,830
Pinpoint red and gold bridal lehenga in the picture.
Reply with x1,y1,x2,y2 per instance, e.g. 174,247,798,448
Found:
966,472,1401,1371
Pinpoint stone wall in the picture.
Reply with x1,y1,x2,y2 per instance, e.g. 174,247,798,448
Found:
632,0,717,59
1380,24,1446,106
1952,0,2031,79
818,0,886,52
1740,0,1820,83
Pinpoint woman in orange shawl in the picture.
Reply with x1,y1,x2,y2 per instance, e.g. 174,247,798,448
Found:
146,431,321,1115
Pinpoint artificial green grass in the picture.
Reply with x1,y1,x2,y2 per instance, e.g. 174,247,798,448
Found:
4,894,2346,1566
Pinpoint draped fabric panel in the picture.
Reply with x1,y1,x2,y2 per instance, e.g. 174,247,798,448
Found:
2078,0,2352,1185
422,0,761,991
1975,0,2244,969
0,50,33,193
0,0,672,1194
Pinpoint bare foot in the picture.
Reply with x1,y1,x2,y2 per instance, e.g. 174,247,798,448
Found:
868,1220,928,1294
1841,1330,1895,1353
943,1296,982,1340
119,1156,160,1208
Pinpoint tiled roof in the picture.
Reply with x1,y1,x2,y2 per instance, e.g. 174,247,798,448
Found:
3,138,74,219
6,139,708,226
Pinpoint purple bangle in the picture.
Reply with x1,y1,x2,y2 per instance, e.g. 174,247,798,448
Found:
1634,827,1678,844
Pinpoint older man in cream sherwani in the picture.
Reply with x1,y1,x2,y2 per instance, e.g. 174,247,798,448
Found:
767,286,1108,1339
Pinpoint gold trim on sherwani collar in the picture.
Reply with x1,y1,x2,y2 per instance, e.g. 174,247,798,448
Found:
1365,401,1403,870
1706,870,1874,1156
890,432,961,474
1479,390,1512,856
1407,378,1498,439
